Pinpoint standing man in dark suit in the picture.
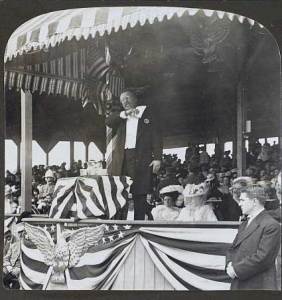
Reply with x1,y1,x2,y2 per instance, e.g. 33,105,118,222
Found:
226,185,280,290
105,90,163,220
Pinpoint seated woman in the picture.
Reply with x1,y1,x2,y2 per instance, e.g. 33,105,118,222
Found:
151,183,183,221
177,183,217,222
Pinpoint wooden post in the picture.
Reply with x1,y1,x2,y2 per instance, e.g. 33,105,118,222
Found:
20,89,32,212
236,81,246,176
85,142,89,162
46,151,49,167
70,140,74,167
16,141,21,172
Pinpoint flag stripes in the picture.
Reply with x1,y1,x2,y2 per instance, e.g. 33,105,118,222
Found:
75,180,105,217
87,47,110,81
20,238,52,290
140,232,230,256
139,229,234,291
19,223,238,290
65,235,137,290
140,227,236,244
49,179,77,218
68,241,130,279
169,255,230,282
49,176,132,219
19,269,43,290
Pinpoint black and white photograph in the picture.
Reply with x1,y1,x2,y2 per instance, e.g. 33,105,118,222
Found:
1,1,281,293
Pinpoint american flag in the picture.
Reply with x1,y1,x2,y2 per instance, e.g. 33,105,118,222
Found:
49,176,132,219
83,44,125,115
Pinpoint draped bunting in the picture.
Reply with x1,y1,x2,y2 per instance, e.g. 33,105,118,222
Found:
19,223,238,290
49,176,132,219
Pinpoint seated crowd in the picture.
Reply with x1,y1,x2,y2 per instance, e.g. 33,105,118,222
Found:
149,140,281,222
4,140,281,221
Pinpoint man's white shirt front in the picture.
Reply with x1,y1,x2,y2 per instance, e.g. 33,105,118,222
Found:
120,105,146,149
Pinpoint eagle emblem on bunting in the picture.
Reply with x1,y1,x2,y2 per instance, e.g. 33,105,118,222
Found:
24,223,105,284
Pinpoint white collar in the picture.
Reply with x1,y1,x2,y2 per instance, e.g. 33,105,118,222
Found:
133,105,146,118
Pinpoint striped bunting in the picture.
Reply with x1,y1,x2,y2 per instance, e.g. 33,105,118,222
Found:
19,223,238,290
65,234,137,290
138,226,237,290
49,176,132,219
20,235,53,290
139,227,237,244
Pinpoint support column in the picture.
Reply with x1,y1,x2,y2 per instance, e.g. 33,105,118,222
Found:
46,151,49,167
215,136,224,165
236,81,246,176
20,89,32,212
85,142,89,162
70,140,74,167
16,141,21,172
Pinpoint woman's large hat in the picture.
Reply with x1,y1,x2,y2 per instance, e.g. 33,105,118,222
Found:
159,184,184,195
205,174,215,182
44,169,55,178
183,183,208,198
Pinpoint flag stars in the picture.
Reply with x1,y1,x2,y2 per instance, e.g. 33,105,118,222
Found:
123,225,131,230
108,235,114,242
118,231,124,239
102,237,107,244
104,225,110,231
50,224,56,232
43,225,48,231
113,224,119,231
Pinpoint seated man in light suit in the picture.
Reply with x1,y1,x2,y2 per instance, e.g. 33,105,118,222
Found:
226,184,280,290
105,90,163,220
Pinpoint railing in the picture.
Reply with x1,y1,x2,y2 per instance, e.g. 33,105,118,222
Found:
19,217,241,227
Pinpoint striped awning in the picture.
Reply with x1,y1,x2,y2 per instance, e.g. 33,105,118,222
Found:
5,6,262,62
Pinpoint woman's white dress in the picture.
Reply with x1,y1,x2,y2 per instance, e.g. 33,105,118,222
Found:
177,203,217,221
151,205,180,221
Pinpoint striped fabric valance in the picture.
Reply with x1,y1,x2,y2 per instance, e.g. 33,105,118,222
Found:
5,70,86,100
5,47,87,99
5,45,125,114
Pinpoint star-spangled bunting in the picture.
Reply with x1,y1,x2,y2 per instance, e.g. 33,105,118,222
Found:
20,222,237,291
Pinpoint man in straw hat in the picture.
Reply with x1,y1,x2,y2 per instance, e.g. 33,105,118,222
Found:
37,169,56,213
38,169,55,199
226,183,280,290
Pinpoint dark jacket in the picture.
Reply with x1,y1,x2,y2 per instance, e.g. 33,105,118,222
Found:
105,106,163,195
226,210,280,290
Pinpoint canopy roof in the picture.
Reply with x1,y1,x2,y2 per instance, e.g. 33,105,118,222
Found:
5,7,261,62
4,7,279,151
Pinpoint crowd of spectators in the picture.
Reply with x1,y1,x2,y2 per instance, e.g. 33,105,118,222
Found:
4,139,281,220
149,139,281,222
4,160,89,216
